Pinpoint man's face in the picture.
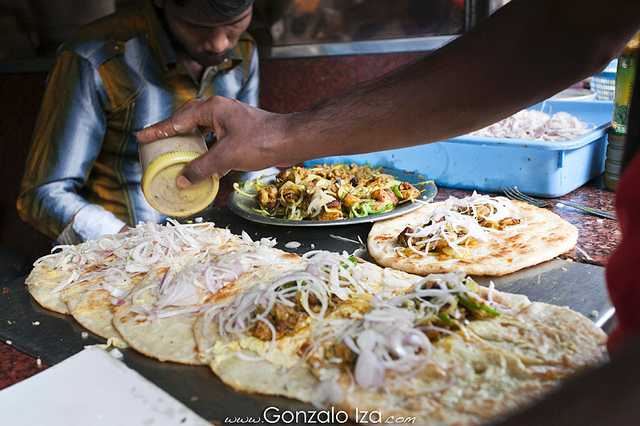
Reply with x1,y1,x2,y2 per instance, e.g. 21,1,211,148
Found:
159,0,253,67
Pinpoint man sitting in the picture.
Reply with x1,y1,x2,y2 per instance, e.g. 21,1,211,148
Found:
17,0,257,243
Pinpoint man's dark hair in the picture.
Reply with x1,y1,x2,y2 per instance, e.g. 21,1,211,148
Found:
174,0,255,19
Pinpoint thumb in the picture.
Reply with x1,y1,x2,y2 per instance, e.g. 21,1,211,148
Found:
177,147,230,188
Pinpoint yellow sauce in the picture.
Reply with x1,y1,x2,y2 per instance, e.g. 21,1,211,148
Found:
142,151,218,217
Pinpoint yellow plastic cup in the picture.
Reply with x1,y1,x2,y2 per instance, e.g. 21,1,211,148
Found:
139,134,219,217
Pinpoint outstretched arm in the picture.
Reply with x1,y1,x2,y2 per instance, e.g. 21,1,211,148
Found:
137,0,640,184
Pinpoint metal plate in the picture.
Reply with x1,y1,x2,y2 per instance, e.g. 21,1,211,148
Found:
0,208,614,424
228,167,437,227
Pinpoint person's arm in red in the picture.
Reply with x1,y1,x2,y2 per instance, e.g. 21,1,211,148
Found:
606,140,640,351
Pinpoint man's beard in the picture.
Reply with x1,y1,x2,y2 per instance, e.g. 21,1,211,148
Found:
192,50,229,67
175,38,230,67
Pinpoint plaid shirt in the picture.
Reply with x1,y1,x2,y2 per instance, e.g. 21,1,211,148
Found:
17,1,258,243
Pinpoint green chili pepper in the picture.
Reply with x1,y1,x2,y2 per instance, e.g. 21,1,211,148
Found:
369,202,394,215
437,312,455,327
478,302,500,317
351,203,368,217
340,256,358,270
458,295,499,317
391,185,403,199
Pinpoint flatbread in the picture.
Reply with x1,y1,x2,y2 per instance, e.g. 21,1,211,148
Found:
199,270,606,426
113,268,256,365
24,219,605,426
24,221,240,328
204,319,318,402
63,285,124,342
340,301,606,425
193,252,418,364
192,267,295,364
25,262,71,314
60,271,149,345
368,199,578,276
467,302,607,371
115,249,303,365
194,259,344,399
114,305,204,365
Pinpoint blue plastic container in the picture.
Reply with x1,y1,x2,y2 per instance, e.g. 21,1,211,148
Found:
591,59,617,100
304,100,613,198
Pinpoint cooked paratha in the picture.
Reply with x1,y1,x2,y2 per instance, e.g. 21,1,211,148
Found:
114,244,302,365
26,260,73,314
368,193,578,276
25,221,244,345
196,269,605,426
193,250,419,364
60,274,141,346
26,239,123,315
26,221,236,312
25,217,605,426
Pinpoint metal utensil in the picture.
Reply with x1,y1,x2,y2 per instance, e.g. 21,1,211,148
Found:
502,186,617,220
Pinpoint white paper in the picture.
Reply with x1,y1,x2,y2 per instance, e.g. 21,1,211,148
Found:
0,347,209,426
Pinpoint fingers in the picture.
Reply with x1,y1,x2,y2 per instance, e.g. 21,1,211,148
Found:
135,115,186,143
177,148,230,188
135,99,207,143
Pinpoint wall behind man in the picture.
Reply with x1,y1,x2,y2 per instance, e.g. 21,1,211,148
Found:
0,72,50,263
260,52,424,113
0,0,144,59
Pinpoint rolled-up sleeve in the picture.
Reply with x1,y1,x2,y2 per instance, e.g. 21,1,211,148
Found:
17,49,125,243
237,46,259,107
